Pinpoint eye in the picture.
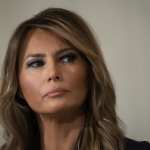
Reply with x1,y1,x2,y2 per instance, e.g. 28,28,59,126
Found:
59,52,78,64
26,59,45,68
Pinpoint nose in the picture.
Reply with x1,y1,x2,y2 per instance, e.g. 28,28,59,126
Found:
46,61,63,82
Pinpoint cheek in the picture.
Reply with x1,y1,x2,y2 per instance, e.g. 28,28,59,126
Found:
70,64,87,87
64,65,88,102
19,72,42,105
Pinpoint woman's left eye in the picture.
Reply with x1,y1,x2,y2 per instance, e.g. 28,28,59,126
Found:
59,53,78,64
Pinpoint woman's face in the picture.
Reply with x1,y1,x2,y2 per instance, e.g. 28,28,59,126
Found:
19,29,88,116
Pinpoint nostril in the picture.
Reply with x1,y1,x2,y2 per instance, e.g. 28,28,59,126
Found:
48,75,62,81
56,76,60,80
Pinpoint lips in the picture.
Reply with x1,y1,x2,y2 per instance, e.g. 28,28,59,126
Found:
43,88,69,98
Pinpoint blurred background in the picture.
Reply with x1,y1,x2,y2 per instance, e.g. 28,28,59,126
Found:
0,0,150,145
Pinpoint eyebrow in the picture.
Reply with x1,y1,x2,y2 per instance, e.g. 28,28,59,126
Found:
24,47,75,61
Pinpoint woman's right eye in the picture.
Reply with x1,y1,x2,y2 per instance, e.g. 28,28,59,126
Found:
26,59,45,68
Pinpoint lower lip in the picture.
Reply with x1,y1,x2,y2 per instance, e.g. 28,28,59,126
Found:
46,91,67,98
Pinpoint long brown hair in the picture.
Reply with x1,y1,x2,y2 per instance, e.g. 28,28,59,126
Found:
0,8,124,150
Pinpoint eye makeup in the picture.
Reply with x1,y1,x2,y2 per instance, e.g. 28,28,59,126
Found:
58,49,80,64
26,58,45,68
25,48,83,69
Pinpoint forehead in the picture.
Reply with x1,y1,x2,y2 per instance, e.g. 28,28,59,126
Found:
22,29,68,55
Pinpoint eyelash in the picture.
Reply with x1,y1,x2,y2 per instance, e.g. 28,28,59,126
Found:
27,59,45,68
26,52,78,68
59,52,78,64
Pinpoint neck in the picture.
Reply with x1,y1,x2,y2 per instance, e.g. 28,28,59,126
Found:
38,111,85,150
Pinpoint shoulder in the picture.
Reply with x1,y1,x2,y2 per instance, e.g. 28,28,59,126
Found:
124,138,150,150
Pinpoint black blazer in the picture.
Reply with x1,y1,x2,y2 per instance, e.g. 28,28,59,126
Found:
125,138,150,150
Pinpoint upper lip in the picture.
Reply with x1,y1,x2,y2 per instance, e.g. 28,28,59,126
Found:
43,88,69,97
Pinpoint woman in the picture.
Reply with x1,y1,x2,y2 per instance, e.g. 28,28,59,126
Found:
0,8,149,150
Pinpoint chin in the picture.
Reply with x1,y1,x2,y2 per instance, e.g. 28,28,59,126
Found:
35,104,82,118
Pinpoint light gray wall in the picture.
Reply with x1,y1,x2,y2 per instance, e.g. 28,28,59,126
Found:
0,0,150,144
